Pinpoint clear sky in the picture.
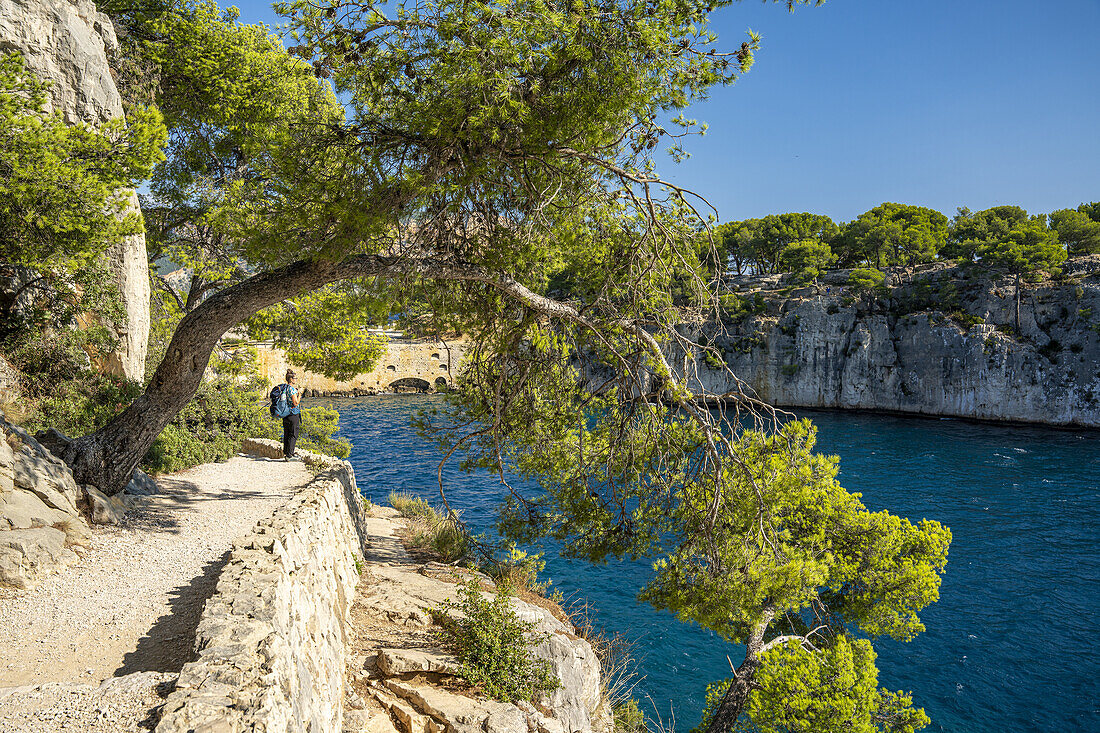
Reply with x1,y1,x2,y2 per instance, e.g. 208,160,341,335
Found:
231,0,1099,224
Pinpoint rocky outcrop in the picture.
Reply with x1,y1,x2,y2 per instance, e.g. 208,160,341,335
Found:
0,414,149,588
681,258,1100,426
346,511,610,733
0,0,150,381
0,414,91,588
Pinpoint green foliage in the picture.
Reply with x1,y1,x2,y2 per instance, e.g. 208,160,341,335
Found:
613,699,646,733
947,206,1065,277
835,203,947,268
1049,203,1100,257
780,239,836,283
847,268,887,294
691,679,734,733
0,51,165,340
437,580,559,703
720,214,839,275
144,355,266,473
247,285,389,381
950,311,984,329
7,329,142,437
747,637,930,733
258,402,352,459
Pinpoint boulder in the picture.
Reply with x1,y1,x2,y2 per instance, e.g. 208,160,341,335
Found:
0,526,77,589
81,484,128,525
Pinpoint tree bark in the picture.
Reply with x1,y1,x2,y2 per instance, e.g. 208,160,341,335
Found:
703,613,773,733
1015,273,1022,332
60,250,689,495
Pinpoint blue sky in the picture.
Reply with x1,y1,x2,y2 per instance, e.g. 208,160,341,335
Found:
232,0,1099,224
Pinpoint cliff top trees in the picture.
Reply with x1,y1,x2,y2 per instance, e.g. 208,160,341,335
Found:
835,202,947,269
1050,203,1100,257
716,213,838,275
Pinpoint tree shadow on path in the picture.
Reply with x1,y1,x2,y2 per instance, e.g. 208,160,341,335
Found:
113,551,230,676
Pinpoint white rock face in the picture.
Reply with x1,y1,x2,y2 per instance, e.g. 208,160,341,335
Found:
0,0,150,381
681,259,1100,426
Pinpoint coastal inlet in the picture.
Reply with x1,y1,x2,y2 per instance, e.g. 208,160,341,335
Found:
336,394,1100,733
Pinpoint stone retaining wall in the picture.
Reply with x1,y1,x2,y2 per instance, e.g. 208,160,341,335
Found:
155,439,370,733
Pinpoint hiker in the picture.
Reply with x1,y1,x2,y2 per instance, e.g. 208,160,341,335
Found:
272,369,302,460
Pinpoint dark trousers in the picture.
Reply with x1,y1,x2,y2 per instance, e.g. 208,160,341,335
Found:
282,413,300,457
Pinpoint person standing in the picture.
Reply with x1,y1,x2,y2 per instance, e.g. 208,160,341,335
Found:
273,369,302,460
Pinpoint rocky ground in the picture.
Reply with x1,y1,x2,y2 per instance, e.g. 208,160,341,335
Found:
0,456,310,732
343,508,609,733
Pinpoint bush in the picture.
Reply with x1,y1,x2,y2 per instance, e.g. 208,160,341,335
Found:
437,579,559,703
614,699,645,733
5,328,141,437
258,402,352,458
950,311,985,329
847,268,886,293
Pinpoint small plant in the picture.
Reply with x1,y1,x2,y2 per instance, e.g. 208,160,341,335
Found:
950,311,985,328
614,699,646,733
437,580,559,703
487,546,550,596
780,364,800,376
702,348,725,370
389,491,470,562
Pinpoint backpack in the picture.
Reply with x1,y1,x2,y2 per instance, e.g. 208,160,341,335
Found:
269,384,289,418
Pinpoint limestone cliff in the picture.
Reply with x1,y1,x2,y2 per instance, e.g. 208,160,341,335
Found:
677,257,1100,427
0,0,150,381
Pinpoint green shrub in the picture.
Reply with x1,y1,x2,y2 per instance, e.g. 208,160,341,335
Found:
614,699,645,733
950,311,985,329
258,402,351,458
437,580,559,703
780,364,800,376
847,268,887,294
5,328,141,437
702,348,725,370
144,368,265,473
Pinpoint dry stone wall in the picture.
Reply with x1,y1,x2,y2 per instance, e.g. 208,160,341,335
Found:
156,439,610,733
155,439,368,733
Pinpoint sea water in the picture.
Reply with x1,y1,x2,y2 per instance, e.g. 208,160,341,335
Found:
336,395,1100,732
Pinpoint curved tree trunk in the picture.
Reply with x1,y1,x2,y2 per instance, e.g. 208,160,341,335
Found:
59,257,343,494
58,250,676,496
703,614,773,733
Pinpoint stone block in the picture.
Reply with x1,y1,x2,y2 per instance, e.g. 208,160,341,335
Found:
0,526,77,588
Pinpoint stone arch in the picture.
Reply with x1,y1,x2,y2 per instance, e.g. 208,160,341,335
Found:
386,365,396,371
434,376,449,390
390,377,430,393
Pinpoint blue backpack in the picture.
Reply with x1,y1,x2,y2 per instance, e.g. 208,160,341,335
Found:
269,385,291,418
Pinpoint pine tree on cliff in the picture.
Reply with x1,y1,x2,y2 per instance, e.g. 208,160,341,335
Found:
39,2,950,731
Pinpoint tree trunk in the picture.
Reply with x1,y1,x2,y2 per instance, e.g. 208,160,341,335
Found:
60,258,342,494
1015,273,1022,332
57,251,642,495
703,614,773,733
702,656,760,733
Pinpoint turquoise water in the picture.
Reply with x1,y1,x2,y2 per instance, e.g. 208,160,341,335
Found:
335,395,1100,732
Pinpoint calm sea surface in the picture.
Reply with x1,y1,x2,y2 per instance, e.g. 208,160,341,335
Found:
334,395,1100,732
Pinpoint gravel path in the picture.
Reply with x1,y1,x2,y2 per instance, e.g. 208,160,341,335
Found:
0,454,310,731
